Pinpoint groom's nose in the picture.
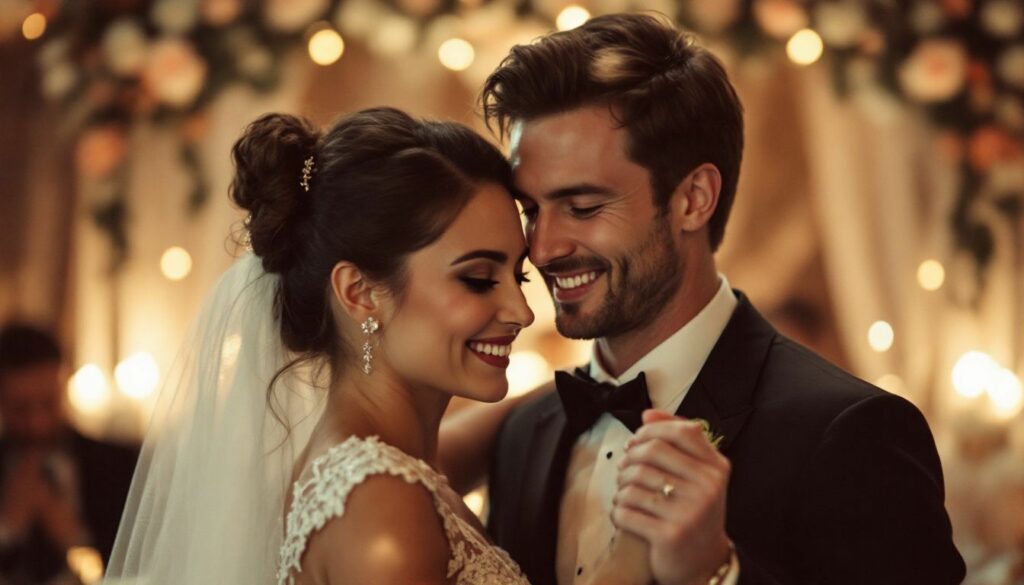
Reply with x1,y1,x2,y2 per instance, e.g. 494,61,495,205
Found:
527,210,575,267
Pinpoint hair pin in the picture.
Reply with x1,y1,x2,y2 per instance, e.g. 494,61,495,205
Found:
300,155,315,192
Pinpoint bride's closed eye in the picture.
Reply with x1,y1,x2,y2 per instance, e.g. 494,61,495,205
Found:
459,271,531,293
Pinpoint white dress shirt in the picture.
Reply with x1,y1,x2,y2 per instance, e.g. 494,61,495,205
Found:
555,275,740,585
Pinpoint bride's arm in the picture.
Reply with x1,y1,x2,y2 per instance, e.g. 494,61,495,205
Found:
439,388,549,495
305,475,453,585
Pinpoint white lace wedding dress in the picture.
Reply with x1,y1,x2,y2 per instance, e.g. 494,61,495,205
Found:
276,435,530,585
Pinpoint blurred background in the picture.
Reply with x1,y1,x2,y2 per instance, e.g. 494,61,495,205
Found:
0,0,1021,583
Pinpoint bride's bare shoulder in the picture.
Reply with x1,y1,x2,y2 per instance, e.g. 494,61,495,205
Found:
301,473,452,585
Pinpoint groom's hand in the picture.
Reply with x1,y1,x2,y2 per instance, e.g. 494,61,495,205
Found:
612,410,732,585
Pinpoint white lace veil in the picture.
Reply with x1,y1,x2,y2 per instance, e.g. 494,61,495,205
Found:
104,253,325,584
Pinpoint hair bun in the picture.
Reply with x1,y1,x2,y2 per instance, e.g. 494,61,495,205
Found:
230,113,320,274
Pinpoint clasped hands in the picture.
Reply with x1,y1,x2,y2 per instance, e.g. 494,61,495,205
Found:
585,410,733,585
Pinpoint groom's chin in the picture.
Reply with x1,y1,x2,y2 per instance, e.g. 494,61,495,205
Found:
554,310,601,341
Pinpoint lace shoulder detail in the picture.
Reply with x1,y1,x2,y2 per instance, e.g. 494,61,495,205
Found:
276,435,529,585
276,435,448,585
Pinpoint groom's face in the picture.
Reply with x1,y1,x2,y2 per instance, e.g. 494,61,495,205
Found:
511,105,684,340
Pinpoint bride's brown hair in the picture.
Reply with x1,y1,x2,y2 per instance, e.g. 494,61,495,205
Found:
230,107,512,383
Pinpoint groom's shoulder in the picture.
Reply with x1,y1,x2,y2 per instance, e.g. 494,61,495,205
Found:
504,381,560,432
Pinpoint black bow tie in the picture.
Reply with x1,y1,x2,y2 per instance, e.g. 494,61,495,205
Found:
555,368,652,438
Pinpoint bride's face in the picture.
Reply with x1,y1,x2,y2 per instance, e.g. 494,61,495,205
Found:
378,182,535,402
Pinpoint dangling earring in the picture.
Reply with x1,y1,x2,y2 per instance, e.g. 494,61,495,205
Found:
360,317,380,375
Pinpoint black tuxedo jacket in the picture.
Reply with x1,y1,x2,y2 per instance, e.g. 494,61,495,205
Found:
0,429,137,580
487,294,965,584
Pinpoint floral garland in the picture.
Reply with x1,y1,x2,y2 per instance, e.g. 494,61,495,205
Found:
27,0,1024,284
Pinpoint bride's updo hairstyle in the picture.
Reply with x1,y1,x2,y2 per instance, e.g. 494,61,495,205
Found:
230,107,512,375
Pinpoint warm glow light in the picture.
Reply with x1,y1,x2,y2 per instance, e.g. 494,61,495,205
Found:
952,351,1000,398
988,369,1023,419
68,364,111,415
506,351,552,397
787,28,824,65
22,13,46,40
875,374,906,395
308,28,345,66
867,321,894,352
917,259,945,291
67,547,104,584
160,246,193,281
438,38,474,71
115,352,160,399
464,488,485,517
556,5,591,31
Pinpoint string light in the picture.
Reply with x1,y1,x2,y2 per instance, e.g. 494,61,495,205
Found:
22,13,46,40
308,28,345,66
917,259,945,291
160,246,193,281
786,28,824,65
438,38,474,71
556,5,591,31
115,352,160,399
867,320,894,352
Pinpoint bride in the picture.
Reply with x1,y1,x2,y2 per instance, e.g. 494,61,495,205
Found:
105,107,536,584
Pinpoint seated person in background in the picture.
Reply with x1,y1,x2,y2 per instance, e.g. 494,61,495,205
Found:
0,323,136,584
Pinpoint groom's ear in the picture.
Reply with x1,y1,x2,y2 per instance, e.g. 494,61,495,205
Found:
330,261,384,324
668,163,721,237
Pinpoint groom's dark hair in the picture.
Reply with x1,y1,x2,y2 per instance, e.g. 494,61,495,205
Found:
481,12,744,251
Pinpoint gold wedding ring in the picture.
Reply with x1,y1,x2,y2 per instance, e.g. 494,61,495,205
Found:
660,482,675,499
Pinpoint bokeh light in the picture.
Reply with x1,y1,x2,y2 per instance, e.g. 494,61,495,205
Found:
917,259,945,291
952,351,1000,398
22,13,46,40
867,320,894,352
556,5,591,31
68,364,111,415
787,28,824,65
115,352,160,399
308,28,345,66
463,488,485,517
506,351,552,397
160,246,193,281
438,38,474,71
988,368,1023,419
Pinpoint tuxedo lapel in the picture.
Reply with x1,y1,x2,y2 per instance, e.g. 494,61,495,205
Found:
675,293,776,453
517,397,572,585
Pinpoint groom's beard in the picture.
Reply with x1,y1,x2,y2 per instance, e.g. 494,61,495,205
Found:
551,214,684,340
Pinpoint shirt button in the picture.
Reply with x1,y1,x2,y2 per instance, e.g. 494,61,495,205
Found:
577,566,583,576
605,451,614,460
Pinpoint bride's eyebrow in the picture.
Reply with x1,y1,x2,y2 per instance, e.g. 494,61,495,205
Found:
450,250,508,266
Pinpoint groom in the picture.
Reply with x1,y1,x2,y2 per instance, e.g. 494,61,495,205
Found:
482,13,965,585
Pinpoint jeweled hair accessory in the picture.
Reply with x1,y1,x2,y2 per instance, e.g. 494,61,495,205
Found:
300,155,315,192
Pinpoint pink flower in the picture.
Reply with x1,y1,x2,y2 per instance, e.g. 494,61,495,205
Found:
76,125,128,180
898,39,968,103
141,38,208,108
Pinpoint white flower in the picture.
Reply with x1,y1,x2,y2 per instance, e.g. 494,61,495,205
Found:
41,61,77,100
997,45,1024,90
151,0,199,35
910,1,946,35
753,0,808,39
264,0,328,33
898,39,968,103
814,1,867,48
200,0,242,26
142,38,208,108
980,0,1023,39
103,19,149,76
687,0,742,34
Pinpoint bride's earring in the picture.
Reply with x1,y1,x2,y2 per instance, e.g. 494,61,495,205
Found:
361,317,380,375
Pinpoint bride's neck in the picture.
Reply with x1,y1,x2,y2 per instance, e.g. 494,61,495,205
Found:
320,365,450,465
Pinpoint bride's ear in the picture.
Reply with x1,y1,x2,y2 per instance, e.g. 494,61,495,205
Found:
330,261,384,324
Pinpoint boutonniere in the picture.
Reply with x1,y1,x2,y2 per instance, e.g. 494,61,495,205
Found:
693,418,724,449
